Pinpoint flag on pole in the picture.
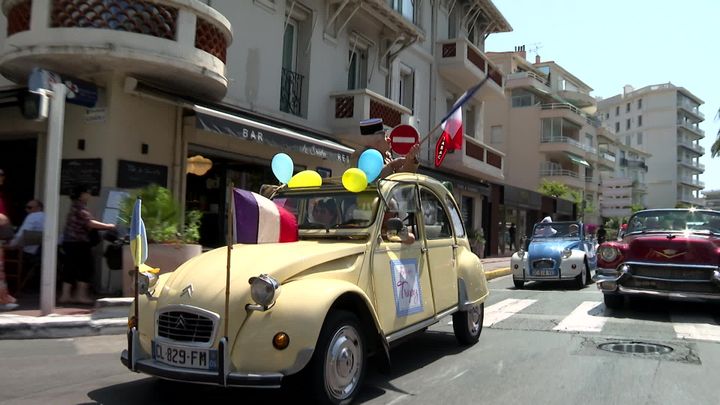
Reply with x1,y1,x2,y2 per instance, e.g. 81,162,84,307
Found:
441,103,463,151
129,197,148,267
232,188,298,244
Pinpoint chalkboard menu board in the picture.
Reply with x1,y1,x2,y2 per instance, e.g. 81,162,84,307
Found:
61,158,102,196
117,159,168,189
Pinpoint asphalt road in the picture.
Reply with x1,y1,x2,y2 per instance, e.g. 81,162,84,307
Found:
2,275,719,405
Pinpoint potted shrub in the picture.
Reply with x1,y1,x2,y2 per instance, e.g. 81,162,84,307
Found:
118,184,203,296
467,228,485,258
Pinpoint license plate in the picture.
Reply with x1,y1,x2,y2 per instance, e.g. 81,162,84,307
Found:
153,340,217,370
532,269,554,276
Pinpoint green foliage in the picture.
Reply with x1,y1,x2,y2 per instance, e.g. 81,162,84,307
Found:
119,184,202,244
631,204,644,213
538,179,569,198
467,228,485,244
675,202,692,208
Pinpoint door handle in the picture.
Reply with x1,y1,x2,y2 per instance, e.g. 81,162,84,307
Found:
420,247,428,253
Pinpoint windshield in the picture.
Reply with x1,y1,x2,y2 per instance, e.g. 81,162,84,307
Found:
273,190,379,231
531,222,581,240
626,210,720,234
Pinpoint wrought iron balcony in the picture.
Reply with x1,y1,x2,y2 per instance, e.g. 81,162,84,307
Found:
1,0,232,99
280,68,304,117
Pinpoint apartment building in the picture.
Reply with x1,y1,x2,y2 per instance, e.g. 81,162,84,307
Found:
597,83,705,208
702,190,720,210
486,49,607,232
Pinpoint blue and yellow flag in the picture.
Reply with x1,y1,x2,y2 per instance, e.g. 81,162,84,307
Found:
129,197,148,267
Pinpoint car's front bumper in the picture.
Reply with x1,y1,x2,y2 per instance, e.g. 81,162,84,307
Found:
121,329,283,388
511,253,585,281
594,262,720,302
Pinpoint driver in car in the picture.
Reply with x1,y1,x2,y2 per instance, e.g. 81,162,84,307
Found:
312,199,339,228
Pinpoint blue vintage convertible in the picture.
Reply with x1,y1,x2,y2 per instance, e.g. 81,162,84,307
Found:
510,221,597,289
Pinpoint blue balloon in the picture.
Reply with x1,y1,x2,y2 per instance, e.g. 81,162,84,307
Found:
358,149,384,183
271,153,294,184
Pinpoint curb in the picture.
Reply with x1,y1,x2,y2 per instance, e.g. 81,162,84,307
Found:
0,315,127,340
484,267,511,280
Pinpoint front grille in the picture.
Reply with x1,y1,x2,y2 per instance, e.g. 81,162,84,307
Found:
630,265,714,281
158,311,215,343
533,259,555,269
624,278,720,294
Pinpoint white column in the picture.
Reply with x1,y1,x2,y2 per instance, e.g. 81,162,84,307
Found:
40,83,67,315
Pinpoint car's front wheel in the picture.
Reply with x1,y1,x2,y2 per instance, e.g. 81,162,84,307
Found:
452,302,484,345
603,293,624,309
574,264,588,289
308,310,366,405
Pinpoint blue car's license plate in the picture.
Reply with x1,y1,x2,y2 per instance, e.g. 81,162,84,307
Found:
531,269,554,276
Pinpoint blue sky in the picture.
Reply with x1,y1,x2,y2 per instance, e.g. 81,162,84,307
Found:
485,0,720,192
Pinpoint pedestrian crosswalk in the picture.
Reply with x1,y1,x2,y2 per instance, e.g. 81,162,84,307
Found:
448,295,720,344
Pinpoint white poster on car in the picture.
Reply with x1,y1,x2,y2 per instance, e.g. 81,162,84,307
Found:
390,259,423,316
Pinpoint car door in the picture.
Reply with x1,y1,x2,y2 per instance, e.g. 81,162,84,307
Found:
371,183,435,334
419,187,458,313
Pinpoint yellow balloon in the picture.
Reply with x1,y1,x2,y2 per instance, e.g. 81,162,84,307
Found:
342,168,368,193
288,170,322,188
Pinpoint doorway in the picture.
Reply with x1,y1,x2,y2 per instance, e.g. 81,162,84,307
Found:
0,138,37,226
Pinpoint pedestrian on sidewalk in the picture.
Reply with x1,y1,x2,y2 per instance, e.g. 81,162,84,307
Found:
59,185,116,305
0,213,18,310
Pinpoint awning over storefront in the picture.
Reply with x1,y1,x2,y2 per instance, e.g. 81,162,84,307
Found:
193,105,355,164
566,152,590,167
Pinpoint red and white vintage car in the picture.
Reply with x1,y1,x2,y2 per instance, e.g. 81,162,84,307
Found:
594,208,720,309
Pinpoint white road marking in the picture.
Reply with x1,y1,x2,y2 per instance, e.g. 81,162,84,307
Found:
672,313,720,342
483,298,537,327
553,301,607,332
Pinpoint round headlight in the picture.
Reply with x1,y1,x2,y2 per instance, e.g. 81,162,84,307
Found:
598,246,619,262
562,248,572,258
249,274,280,307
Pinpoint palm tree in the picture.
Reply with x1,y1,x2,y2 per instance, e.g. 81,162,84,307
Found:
712,108,720,157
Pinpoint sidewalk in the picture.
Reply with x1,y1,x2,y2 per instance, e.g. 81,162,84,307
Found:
0,256,510,340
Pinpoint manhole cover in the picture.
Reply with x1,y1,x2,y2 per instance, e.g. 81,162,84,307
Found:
598,341,674,355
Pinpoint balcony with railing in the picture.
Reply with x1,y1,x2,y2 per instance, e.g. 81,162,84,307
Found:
678,176,704,189
505,70,550,93
677,138,705,155
619,158,648,172
436,37,504,99
597,149,616,169
330,88,413,139
632,180,647,194
677,99,704,120
539,134,597,157
280,68,304,117
677,121,705,139
438,136,504,181
539,103,587,127
539,164,585,189
1,0,232,99
558,88,595,109
677,158,704,172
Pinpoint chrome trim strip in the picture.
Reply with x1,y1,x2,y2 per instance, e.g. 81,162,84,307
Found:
435,306,458,319
631,275,713,283
386,317,438,344
623,261,719,270
616,286,720,301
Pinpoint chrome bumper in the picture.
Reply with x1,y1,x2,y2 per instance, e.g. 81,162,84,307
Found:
594,264,720,300
121,329,283,388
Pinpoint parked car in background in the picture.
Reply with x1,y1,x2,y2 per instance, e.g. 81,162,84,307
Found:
121,172,488,404
511,221,597,289
594,208,720,309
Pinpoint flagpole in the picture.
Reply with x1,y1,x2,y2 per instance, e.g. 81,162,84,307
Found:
134,197,140,328
417,76,491,146
224,183,233,339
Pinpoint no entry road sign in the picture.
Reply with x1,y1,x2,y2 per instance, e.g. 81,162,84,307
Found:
389,124,419,155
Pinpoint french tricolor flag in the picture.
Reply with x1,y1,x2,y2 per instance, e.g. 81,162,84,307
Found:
232,188,298,244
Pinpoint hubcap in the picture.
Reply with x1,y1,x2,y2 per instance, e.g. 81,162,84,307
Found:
324,325,362,400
